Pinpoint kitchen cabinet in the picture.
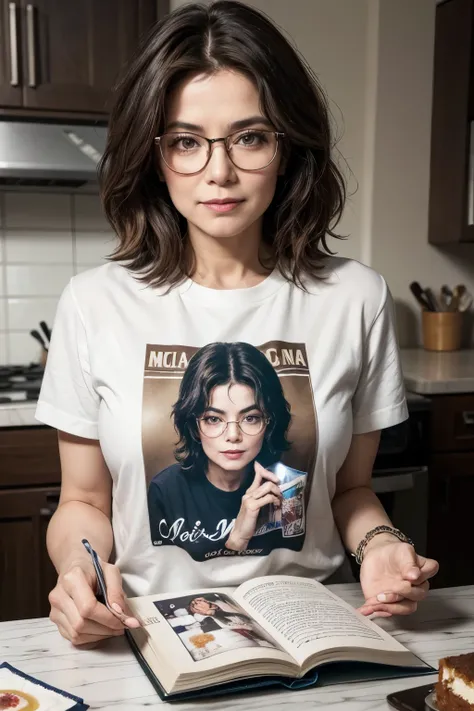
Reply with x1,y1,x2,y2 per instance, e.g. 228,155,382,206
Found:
428,0,474,244
426,394,474,587
0,0,167,119
0,427,61,622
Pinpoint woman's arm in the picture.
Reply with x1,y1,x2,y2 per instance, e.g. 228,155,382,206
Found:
332,430,396,555
47,430,114,574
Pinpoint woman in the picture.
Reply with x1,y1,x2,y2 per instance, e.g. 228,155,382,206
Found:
147,341,304,560
37,0,438,647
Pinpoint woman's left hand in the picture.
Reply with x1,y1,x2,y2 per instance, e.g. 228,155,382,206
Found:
357,538,439,618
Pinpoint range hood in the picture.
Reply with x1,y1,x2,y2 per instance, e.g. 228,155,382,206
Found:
0,121,107,188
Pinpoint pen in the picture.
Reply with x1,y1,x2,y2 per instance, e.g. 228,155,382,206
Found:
81,538,140,627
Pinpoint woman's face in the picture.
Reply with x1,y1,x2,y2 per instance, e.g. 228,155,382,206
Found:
199,382,267,474
159,69,283,245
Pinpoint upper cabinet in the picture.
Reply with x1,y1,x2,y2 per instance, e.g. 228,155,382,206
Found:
0,0,167,119
428,0,474,245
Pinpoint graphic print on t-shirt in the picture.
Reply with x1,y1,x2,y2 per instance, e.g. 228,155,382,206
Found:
141,341,317,562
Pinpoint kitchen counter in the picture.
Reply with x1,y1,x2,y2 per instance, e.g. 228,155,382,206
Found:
0,402,38,427
401,348,474,395
1,584,473,711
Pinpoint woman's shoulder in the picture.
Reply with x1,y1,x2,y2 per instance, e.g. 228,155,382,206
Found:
149,462,184,489
303,256,389,307
69,261,137,298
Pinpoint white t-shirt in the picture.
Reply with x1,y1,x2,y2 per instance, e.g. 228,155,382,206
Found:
35,256,408,597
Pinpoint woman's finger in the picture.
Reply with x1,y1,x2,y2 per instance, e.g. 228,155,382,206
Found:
359,599,418,616
248,493,281,510
253,461,279,483
51,585,124,637
253,481,282,500
364,581,430,607
61,567,124,631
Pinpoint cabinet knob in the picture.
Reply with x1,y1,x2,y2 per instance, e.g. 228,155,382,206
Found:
462,410,474,426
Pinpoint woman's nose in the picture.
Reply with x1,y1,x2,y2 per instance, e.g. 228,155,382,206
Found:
205,143,236,184
226,422,242,442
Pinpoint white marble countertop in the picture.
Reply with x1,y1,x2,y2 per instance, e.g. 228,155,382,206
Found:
401,348,474,395
0,402,38,427
1,584,473,711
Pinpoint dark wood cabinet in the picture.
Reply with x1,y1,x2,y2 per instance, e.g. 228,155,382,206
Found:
0,426,61,622
427,395,474,587
0,486,60,621
428,0,474,244
0,0,167,118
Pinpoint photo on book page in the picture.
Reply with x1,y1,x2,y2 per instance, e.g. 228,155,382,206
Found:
154,592,280,662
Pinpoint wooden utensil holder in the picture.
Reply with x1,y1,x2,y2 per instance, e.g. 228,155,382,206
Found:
422,311,463,351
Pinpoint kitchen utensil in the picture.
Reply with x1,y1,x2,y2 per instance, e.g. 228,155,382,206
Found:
30,329,47,351
424,287,441,312
440,284,453,310
459,289,473,312
39,320,51,343
409,282,435,311
450,284,466,312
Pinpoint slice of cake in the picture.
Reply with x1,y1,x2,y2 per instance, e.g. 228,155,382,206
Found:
437,653,474,710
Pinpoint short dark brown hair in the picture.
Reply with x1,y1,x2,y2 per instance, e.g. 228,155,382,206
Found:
99,0,346,288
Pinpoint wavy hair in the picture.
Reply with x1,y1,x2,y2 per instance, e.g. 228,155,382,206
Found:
98,0,346,288
172,342,291,471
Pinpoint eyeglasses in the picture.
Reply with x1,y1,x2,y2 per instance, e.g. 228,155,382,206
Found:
197,413,269,438
154,129,285,175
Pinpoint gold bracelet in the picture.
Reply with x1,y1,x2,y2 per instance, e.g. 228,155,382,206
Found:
352,525,414,565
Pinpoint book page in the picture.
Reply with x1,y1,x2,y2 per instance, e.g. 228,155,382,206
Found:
127,586,293,681
233,576,416,667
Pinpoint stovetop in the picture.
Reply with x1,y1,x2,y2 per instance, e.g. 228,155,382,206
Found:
0,364,44,404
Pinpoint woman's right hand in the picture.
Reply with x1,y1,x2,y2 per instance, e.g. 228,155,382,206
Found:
48,556,140,647
226,461,282,551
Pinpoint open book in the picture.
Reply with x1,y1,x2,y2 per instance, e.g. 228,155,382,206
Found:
126,575,434,700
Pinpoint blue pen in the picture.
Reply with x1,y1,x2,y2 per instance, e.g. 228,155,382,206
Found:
82,538,132,625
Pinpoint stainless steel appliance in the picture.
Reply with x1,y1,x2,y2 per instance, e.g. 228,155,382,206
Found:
0,121,107,188
0,364,44,403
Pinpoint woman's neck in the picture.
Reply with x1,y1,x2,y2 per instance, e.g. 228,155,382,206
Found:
206,461,249,492
186,222,273,290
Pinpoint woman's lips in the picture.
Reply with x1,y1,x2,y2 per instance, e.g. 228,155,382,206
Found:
201,200,244,213
220,450,245,460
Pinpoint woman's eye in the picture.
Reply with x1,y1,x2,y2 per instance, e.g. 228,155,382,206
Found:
203,416,222,425
243,414,262,424
169,135,199,150
235,131,266,147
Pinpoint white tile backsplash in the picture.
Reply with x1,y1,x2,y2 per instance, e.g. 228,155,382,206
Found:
75,230,116,266
6,264,73,296
0,190,108,363
0,334,6,365
5,230,74,264
7,297,58,332
74,194,109,231
5,192,72,229
0,299,6,330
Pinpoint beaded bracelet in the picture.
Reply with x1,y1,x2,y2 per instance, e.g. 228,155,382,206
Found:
352,525,414,565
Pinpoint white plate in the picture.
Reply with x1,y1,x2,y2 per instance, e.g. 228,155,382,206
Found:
425,691,438,710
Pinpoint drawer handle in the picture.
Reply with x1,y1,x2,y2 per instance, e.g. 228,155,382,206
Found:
9,2,19,86
26,4,37,88
462,411,474,426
